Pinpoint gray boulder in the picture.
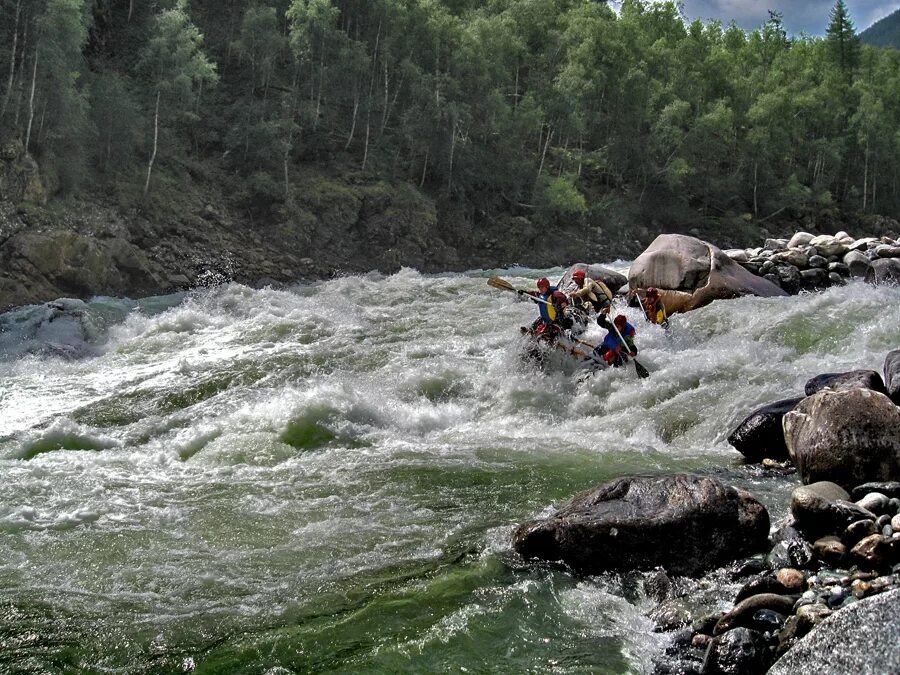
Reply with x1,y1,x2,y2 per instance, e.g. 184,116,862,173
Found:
871,257,900,285
628,234,786,312
512,473,769,576
783,389,900,490
804,370,889,397
842,250,873,278
884,349,900,405
728,397,804,463
767,589,900,675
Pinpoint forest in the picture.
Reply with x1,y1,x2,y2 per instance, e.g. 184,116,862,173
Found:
1,0,899,247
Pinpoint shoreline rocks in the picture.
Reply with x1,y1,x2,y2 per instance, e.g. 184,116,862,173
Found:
723,230,900,293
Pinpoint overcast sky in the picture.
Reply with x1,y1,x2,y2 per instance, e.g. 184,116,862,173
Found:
662,1,900,35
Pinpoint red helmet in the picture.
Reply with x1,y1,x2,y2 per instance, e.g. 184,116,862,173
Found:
551,290,568,304
537,277,551,291
613,314,627,328
647,287,659,297
572,269,586,280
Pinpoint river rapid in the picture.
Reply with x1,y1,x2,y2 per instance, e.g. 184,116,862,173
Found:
1,267,898,674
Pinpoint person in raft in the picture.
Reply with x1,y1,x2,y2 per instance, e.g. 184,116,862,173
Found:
595,313,638,367
567,269,613,317
519,278,572,340
641,287,669,328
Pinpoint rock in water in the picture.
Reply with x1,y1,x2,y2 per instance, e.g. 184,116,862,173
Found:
804,370,888,397
512,473,769,576
767,588,900,675
783,389,900,490
627,234,786,312
728,397,804,463
885,349,900,405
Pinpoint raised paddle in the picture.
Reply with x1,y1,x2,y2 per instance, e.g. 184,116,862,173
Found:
609,319,650,379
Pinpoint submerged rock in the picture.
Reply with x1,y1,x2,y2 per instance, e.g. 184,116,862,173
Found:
512,473,769,576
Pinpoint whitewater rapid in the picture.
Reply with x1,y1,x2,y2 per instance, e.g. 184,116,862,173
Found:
0,269,897,672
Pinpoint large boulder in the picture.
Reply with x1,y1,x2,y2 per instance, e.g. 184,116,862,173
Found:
885,349,900,405
783,389,900,490
628,234,787,313
727,397,804,463
767,589,900,675
842,250,873,279
871,257,900,285
512,473,769,576
804,370,889,397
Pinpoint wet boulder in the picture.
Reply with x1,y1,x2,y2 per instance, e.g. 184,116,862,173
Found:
885,350,900,405
872,258,900,284
512,474,769,576
783,389,900,490
804,370,889,397
701,627,771,675
628,234,786,312
842,250,873,278
790,482,875,539
727,397,804,463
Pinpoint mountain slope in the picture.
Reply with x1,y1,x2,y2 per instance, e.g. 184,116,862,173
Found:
860,8,900,48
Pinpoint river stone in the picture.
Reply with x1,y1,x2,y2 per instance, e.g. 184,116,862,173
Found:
765,238,789,251
788,232,815,248
850,481,900,501
775,568,806,592
725,249,750,263
783,389,900,490
768,589,900,675
875,244,900,258
735,574,791,602
872,257,900,284
772,250,809,267
844,519,878,546
703,628,771,675
851,534,893,570
856,492,891,515
512,473,770,576
799,268,829,288
727,397,803,463
804,370,888,397
813,536,846,564
809,235,849,257
827,262,849,275
842,250,873,278
807,254,827,269
713,593,796,636
885,349,900,405
627,234,786,312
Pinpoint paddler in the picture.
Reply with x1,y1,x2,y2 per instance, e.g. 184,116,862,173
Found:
567,269,613,317
519,278,571,340
641,287,669,328
594,313,638,367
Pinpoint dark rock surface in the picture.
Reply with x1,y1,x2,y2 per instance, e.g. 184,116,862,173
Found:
885,349,900,405
513,473,769,576
804,370,888,397
728,397,804,463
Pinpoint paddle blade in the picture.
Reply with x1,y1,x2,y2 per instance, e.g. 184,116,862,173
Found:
634,359,650,379
487,276,517,292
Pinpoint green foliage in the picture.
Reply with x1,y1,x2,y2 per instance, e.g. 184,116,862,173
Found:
0,0,898,224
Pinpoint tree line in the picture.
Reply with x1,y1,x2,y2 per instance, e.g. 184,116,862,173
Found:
1,0,898,227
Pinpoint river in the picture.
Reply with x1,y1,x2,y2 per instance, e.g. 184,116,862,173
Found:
1,267,897,673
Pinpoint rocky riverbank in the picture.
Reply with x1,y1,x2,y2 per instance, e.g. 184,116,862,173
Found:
512,349,900,674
